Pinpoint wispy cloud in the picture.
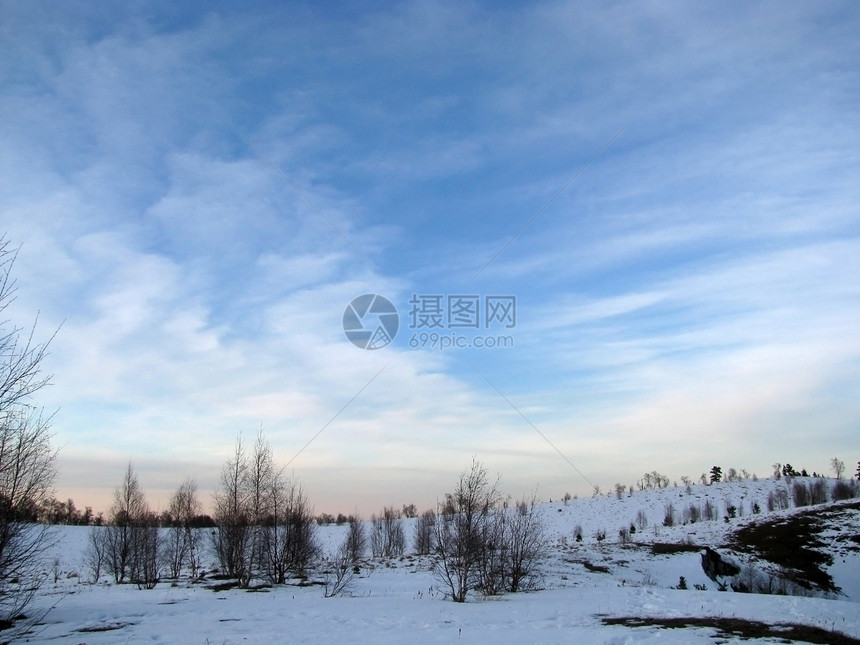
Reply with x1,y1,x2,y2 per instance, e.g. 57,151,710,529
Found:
1,1,858,513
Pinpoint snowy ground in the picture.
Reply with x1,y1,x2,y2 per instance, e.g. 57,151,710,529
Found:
15,478,860,644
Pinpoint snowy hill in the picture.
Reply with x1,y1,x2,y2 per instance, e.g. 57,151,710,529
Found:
14,477,860,644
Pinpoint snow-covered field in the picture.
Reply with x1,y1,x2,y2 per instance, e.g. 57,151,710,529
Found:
16,478,860,644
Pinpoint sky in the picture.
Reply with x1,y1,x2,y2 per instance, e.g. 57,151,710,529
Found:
1,1,858,517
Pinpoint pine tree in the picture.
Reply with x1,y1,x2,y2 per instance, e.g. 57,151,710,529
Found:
709,466,722,484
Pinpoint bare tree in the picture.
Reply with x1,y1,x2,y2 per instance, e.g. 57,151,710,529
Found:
0,237,59,624
0,412,57,617
474,502,507,596
213,432,318,587
323,540,355,598
413,509,436,555
245,431,275,585
104,463,147,583
84,526,107,583
129,513,160,590
370,506,404,558
447,481,545,597
0,237,54,408
504,493,546,592
831,457,845,480
163,515,187,581
345,514,366,562
181,480,204,578
433,459,501,602
259,475,318,584
163,478,202,579
103,463,159,588
213,435,251,583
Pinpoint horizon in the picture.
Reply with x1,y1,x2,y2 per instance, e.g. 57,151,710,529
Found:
44,452,854,521
2,2,858,519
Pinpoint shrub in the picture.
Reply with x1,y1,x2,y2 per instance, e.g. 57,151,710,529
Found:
767,487,790,511
323,541,355,598
688,503,701,524
703,499,717,522
662,503,675,527
809,479,828,505
792,482,810,507
831,480,856,501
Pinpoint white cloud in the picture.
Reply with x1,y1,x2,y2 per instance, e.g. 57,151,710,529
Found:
2,1,858,515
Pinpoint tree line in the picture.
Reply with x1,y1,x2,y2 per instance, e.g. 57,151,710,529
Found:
82,440,548,605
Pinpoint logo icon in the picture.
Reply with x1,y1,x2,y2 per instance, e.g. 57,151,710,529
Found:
343,294,399,350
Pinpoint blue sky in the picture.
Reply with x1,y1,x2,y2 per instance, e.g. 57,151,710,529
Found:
2,1,858,515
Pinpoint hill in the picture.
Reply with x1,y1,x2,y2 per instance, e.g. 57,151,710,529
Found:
13,476,860,644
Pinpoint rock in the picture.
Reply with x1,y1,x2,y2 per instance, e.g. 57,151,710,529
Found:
701,546,740,581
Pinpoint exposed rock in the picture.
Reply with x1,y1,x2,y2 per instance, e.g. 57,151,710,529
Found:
701,546,740,581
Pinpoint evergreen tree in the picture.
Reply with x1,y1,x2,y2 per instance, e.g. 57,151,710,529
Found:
709,466,722,484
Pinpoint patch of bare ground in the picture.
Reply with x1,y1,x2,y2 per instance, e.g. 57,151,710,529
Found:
724,501,860,594
601,616,860,644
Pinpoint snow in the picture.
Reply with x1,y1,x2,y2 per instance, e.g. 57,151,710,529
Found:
15,478,860,644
